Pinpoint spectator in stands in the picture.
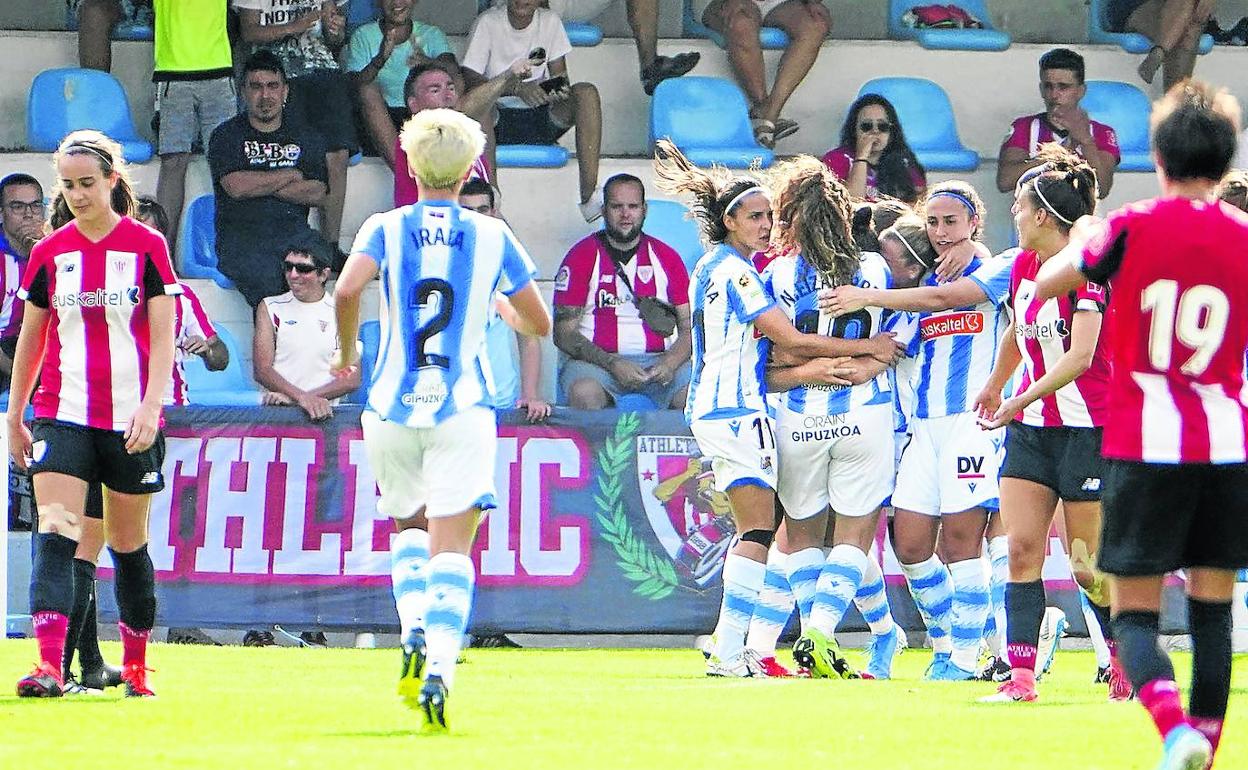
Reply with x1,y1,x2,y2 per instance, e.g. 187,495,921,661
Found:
208,51,331,308
153,0,236,249
72,0,153,71
1107,0,1214,88
822,94,926,204
996,48,1120,198
700,0,831,149
553,174,692,410
253,246,360,422
1216,169,1248,212
459,179,552,422
0,174,45,392
234,0,355,260
462,0,604,222
346,0,455,159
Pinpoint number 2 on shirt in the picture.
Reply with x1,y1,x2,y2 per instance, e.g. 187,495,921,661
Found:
409,278,454,370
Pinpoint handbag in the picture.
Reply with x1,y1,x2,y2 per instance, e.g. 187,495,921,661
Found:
608,248,679,338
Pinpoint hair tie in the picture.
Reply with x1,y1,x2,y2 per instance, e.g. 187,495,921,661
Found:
927,190,976,215
723,185,768,214
1032,178,1075,225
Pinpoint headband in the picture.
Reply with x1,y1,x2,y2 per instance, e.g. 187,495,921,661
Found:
1032,178,1075,225
724,186,768,215
65,142,114,167
885,230,933,269
927,190,976,215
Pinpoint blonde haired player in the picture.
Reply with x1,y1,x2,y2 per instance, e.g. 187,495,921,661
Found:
333,108,551,730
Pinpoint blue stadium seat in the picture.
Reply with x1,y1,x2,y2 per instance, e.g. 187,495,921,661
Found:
887,0,1011,51
1087,0,1213,54
346,0,380,31
637,199,704,273
564,21,604,46
650,76,774,169
856,78,979,171
183,325,262,407
615,394,659,412
1081,80,1154,172
27,69,153,163
683,0,789,49
344,320,381,405
495,145,569,168
177,195,236,289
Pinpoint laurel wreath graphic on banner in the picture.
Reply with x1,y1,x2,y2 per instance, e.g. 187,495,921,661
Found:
594,412,680,600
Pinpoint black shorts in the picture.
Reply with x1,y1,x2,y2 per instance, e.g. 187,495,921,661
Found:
287,69,358,153
29,419,166,496
495,105,571,145
1001,421,1105,502
1099,460,1248,576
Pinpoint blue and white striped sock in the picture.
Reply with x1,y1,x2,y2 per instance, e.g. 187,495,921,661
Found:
390,528,430,637
987,535,1009,654
854,553,896,636
785,547,825,628
809,545,868,637
901,555,953,655
746,545,794,657
949,558,991,672
712,553,766,662
1078,589,1112,668
424,552,475,690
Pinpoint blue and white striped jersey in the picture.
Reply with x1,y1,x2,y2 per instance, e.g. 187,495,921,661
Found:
351,201,537,427
763,251,899,416
906,250,1016,419
686,243,776,424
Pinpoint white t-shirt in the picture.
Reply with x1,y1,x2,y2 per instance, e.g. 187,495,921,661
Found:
261,290,342,404
462,5,572,110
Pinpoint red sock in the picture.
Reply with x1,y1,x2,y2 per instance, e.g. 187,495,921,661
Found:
1190,717,1222,756
119,622,150,668
1107,639,1118,658
1007,642,1037,672
32,611,68,680
1138,679,1188,740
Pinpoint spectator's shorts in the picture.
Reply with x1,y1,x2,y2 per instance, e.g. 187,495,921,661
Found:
361,408,498,520
158,77,237,155
287,69,359,153
495,105,571,145
559,352,691,409
1104,0,1149,32
29,419,166,496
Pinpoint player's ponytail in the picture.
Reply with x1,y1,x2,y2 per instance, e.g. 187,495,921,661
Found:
49,130,136,229
767,154,859,286
1018,143,1097,233
654,139,764,245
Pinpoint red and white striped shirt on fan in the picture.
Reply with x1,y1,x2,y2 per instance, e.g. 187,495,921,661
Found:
18,217,182,431
169,283,217,407
1009,248,1111,429
393,136,491,208
553,232,690,355
0,232,28,341
1079,198,1248,464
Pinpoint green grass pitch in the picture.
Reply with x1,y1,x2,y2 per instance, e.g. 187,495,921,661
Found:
0,642,1244,770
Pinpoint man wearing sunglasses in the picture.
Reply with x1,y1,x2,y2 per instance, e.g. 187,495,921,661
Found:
0,173,46,391
253,246,361,421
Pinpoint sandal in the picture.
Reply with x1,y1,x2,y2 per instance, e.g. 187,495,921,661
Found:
772,117,800,141
751,118,776,149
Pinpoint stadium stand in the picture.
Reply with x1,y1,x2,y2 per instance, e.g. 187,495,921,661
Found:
683,0,789,49
176,194,235,290
636,199,704,273
496,144,571,168
649,76,774,168
886,0,1011,51
855,77,979,171
26,68,153,162
1086,0,1214,54
565,21,605,46
1080,79,1156,171
181,325,262,407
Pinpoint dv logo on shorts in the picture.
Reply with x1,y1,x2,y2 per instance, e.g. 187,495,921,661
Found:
957,456,986,489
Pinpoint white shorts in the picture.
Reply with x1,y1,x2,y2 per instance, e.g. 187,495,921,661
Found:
361,407,498,520
753,0,790,22
690,414,778,493
775,402,895,519
891,411,1003,516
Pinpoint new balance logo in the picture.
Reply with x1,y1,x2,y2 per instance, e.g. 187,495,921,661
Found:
1081,477,1101,493
140,472,161,486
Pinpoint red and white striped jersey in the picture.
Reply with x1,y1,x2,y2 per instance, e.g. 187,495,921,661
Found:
169,282,217,407
19,217,182,431
1009,249,1111,428
553,232,690,355
0,232,27,341
1079,197,1248,464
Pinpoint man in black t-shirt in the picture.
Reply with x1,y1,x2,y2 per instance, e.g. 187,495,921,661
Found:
208,51,331,307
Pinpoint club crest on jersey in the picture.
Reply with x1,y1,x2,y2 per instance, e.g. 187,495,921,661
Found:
635,435,733,587
637,265,654,283
554,265,571,292
318,320,328,333
921,311,984,339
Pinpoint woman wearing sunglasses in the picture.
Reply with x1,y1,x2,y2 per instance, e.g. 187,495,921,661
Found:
822,94,927,205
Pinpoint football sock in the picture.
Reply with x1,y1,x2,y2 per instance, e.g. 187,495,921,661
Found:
1187,598,1231,756
118,622,150,670
64,559,104,676
713,552,765,662
746,545,793,657
784,547,824,628
854,552,896,637
32,611,68,679
111,545,156,669
30,532,76,617
1005,579,1045,673
390,528,431,636
424,552,476,691
1115,610,1186,740
1079,590,1113,668
900,555,953,655
809,545,868,638
948,558,990,672
986,536,1009,656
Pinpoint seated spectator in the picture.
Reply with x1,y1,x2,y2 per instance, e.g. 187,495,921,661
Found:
553,174,692,410
346,0,455,159
1216,169,1248,212
700,0,831,149
996,48,1120,198
822,95,926,204
235,0,355,257
459,179,552,422
208,51,331,308
0,174,46,392
253,246,361,421
462,0,604,222
1107,0,1214,88
72,0,153,71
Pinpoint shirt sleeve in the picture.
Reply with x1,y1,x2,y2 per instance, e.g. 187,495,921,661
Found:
552,240,592,306
1001,117,1030,152
1094,122,1122,163
207,119,239,185
499,223,538,296
966,252,1017,307
393,139,418,208
543,10,573,63
344,25,379,73
19,259,49,309
143,233,183,298
298,129,329,184
1078,208,1130,286
461,13,493,75
1075,280,1108,313
882,310,921,355
821,147,852,180
652,239,690,305
180,284,217,340
350,213,387,265
727,263,775,324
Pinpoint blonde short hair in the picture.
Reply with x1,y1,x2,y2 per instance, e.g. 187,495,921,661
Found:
399,109,486,191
